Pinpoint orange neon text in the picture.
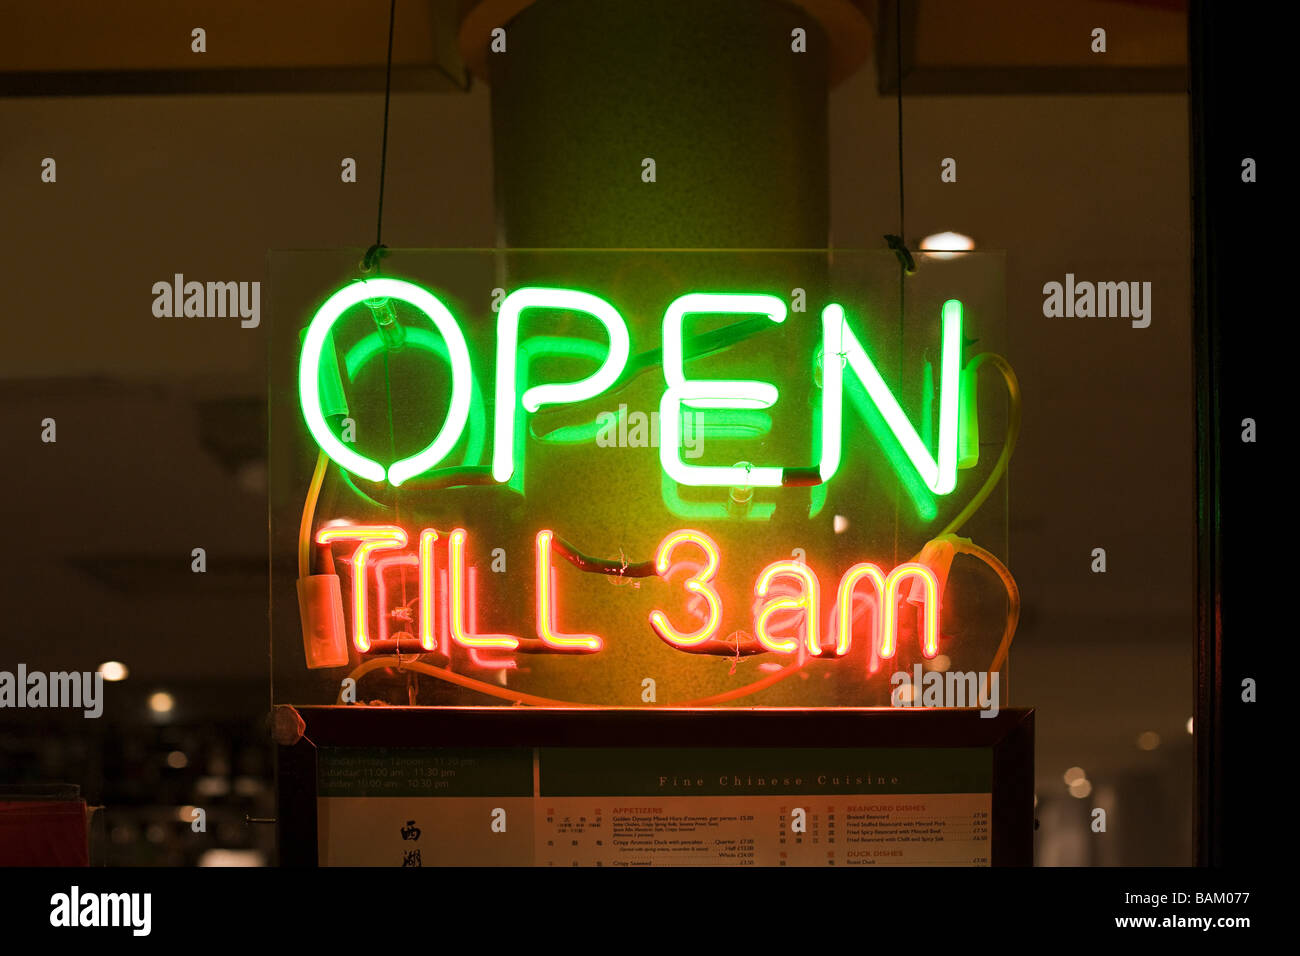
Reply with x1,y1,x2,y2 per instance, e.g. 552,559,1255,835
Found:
315,525,941,664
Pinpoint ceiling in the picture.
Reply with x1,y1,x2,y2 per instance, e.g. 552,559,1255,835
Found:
1,0,1187,95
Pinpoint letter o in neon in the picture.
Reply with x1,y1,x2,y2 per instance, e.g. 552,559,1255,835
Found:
299,277,472,486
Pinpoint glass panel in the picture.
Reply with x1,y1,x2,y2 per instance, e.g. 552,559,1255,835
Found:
269,249,1009,708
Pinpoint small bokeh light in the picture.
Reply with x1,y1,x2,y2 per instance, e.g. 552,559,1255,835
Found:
98,661,129,682
1136,731,1161,751
198,849,266,867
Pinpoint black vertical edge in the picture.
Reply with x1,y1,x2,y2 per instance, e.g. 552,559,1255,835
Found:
991,708,1034,866
875,0,916,95
1188,0,1218,871
1189,0,1268,869
276,735,319,867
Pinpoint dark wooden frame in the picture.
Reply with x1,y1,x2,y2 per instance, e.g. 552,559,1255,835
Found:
1188,0,1266,868
876,0,1187,95
277,705,1033,867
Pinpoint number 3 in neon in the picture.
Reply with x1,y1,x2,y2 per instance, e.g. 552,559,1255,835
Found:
649,530,722,648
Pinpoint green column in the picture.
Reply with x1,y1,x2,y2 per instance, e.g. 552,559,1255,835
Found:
487,0,830,248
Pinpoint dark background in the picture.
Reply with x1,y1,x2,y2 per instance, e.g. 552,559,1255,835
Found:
1,0,1201,866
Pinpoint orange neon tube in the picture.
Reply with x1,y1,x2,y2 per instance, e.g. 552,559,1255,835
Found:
315,524,408,653
832,563,887,657
535,530,602,652
879,563,940,659
649,529,722,647
832,562,941,659
418,529,439,651
467,567,518,670
449,529,520,649
754,560,820,654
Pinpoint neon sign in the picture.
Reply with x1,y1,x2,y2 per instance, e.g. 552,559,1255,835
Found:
281,256,1019,707
299,278,969,494
316,523,940,666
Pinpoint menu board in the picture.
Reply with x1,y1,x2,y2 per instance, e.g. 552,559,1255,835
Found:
317,745,993,866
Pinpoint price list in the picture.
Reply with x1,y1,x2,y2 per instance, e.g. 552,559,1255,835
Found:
317,745,994,867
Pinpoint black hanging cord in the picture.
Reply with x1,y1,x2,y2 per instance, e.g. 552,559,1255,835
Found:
884,2,914,276
363,0,398,274
888,1,910,565
886,234,915,275
895,0,905,252
355,0,403,635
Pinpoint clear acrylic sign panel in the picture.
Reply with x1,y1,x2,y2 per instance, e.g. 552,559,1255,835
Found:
268,250,1010,708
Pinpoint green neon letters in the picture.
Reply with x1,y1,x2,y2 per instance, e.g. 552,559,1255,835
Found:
659,293,787,489
300,277,472,487
298,280,973,502
493,288,631,483
819,299,963,495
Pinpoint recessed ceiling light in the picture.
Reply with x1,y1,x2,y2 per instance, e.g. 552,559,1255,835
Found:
919,231,976,259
